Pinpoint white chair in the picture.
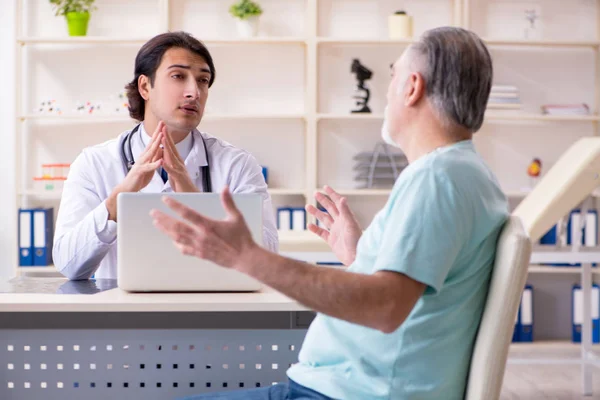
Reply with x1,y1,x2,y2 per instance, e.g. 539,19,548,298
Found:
465,137,600,400
464,215,531,400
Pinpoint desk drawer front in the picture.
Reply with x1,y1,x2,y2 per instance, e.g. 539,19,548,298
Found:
0,329,307,400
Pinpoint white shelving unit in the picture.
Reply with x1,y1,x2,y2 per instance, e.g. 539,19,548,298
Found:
15,0,600,212
12,0,600,395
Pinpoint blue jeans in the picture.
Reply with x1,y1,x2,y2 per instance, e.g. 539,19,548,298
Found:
181,379,333,400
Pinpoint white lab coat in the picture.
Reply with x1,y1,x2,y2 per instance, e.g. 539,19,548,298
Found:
53,125,279,280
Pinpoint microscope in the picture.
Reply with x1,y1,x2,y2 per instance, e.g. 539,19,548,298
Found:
350,58,373,113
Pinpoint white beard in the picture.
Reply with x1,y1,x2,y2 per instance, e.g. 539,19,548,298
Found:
381,106,399,147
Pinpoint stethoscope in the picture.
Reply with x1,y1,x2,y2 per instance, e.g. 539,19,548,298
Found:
119,123,212,192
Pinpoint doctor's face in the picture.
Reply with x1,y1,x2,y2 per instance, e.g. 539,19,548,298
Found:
146,47,211,134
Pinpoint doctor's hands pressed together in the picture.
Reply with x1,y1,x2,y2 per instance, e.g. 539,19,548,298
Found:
105,122,165,222
105,120,200,222
159,119,200,194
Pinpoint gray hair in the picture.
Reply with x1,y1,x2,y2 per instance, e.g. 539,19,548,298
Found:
407,27,493,133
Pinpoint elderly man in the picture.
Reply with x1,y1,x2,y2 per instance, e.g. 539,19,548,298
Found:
152,26,509,400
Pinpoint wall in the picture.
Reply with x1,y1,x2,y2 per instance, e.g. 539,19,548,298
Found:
0,0,17,279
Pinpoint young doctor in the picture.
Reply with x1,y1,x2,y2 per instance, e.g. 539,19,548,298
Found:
53,31,279,280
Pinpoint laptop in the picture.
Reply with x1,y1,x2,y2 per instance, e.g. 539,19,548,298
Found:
117,192,263,292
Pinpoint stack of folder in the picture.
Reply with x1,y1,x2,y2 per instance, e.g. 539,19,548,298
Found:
277,207,306,232
488,85,521,110
18,208,54,266
539,209,598,267
512,284,600,343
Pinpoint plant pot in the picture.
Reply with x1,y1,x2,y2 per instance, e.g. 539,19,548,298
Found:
235,16,260,38
65,12,90,36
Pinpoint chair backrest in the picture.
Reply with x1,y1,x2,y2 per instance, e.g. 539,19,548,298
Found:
464,216,532,400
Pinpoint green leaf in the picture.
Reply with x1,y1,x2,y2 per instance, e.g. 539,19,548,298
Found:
49,0,96,17
229,0,263,20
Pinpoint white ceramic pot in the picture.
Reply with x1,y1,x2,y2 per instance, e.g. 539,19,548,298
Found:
388,13,413,39
236,16,260,38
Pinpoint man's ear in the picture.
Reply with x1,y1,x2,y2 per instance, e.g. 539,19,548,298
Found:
405,72,425,107
138,75,150,101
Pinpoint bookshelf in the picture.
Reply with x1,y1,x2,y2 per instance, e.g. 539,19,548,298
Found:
15,0,600,214
13,2,600,246
13,0,600,267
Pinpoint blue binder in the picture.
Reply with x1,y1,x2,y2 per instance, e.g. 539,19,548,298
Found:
278,207,307,231
519,285,534,342
512,285,533,342
539,221,564,267
277,207,292,231
32,208,54,266
540,209,598,267
572,284,600,344
566,209,598,266
291,208,306,231
18,209,34,266
539,224,558,245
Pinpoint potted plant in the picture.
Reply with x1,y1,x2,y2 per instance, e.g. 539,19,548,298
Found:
229,0,263,38
49,0,96,37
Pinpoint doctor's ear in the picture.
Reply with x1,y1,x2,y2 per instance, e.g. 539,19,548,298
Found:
138,75,151,101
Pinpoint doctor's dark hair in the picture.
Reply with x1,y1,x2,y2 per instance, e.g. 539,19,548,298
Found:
125,31,216,121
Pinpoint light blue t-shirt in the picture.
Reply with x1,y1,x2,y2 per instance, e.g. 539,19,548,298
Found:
287,140,509,400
